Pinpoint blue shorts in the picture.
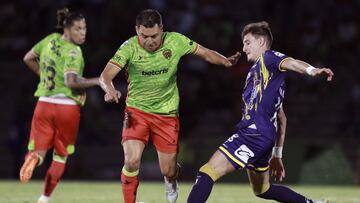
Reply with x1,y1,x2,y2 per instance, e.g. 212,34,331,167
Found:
219,128,274,172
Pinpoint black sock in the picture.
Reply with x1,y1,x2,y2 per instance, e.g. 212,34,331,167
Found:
257,184,315,203
187,172,215,203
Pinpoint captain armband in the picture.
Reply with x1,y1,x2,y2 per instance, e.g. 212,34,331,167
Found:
272,146,283,158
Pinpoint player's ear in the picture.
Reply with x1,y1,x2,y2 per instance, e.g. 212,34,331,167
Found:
135,25,140,35
259,36,266,47
158,24,163,31
63,27,70,38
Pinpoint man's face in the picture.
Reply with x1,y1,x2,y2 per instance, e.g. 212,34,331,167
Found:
66,19,87,45
242,33,263,63
136,24,163,52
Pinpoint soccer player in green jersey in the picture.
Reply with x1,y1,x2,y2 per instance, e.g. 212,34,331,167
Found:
20,8,99,203
99,9,240,203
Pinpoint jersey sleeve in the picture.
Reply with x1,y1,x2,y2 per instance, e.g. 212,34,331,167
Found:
63,47,84,74
173,32,198,56
263,50,290,72
109,39,133,69
32,33,55,56
32,40,43,56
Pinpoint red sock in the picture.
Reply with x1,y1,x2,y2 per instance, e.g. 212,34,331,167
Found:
121,171,139,203
43,161,66,196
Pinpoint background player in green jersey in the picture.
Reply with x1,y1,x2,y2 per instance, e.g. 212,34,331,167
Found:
99,9,240,203
20,8,99,203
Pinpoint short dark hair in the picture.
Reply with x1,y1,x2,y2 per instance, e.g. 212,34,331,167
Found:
136,9,162,28
241,21,273,48
56,8,84,29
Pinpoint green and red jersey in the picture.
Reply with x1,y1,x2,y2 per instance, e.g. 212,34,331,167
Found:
110,32,198,115
33,33,86,105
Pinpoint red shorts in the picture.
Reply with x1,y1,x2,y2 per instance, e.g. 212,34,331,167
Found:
122,106,179,153
28,101,80,156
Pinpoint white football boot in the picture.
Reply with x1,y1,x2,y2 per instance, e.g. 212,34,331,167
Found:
164,176,178,203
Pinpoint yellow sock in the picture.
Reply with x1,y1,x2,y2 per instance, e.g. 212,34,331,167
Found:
199,163,219,181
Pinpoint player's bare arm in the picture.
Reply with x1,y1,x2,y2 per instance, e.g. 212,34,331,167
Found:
269,107,287,182
194,45,240,67
280,58,334,81
275,107,287,149
99,62,122,103
23,49,40,76
64,72,99,90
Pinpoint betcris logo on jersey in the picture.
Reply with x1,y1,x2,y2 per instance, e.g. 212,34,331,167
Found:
142,67,169,76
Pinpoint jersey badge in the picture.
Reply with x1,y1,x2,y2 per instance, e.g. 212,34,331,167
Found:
162,49,172,60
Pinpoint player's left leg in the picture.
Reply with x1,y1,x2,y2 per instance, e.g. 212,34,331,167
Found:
19,150,45,183
37,104,80,203
150,113,180,203
187,150,235,203
157,151,180,203
20,101,55,183
248,169,326,203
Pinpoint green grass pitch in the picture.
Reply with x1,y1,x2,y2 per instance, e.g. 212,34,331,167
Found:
0,181,359,203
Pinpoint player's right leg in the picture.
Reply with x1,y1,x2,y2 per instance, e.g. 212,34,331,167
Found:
37,152,67,203
121,107,151,203
187,150,235,203
122,140,146,203
20,101,54,183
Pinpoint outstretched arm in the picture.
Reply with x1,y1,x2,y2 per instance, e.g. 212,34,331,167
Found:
269,107,287,182
193,45,240,67
23,49,40,76
64,73,99,90
99,63,122,103
280,58,334,81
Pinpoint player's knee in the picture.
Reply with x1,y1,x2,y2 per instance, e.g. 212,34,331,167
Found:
251,182,270,196
160,164,173,177
160,163,179,178
124,151,142,170
34,150,47,159
124,157,141,171
199,163,220,182
53,153,68,164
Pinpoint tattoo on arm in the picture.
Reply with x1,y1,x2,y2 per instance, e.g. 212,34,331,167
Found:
65,72,99,90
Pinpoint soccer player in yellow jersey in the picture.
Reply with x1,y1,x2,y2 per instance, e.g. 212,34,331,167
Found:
100,9,240,203
20,8,99,203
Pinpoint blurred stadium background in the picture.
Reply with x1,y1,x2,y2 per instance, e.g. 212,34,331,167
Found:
0,0,359,195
